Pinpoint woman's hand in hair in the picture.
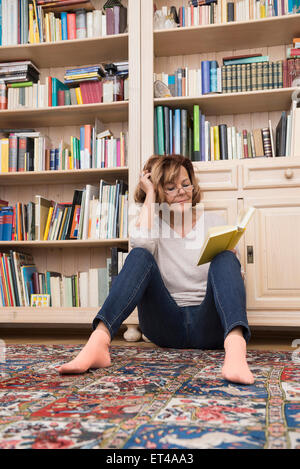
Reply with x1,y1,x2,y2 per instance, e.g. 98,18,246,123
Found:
139,170,155,195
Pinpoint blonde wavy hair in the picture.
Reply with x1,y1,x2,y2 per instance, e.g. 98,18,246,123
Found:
134,154,201,206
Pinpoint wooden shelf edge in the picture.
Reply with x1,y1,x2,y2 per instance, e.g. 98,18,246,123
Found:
0,239,129,248
0,34,129,67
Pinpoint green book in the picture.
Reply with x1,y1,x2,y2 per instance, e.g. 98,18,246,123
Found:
52,77,69,107
193,105,201,161
9,81,33,88
223,56,269,65
156,106,165,155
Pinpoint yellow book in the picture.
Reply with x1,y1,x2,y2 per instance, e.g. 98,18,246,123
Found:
213,126,220,160
197,206,255,266
75,87,83,105
45,13,51,42
32,0,40,43
43,207,54,240
29,4,35,44
1,139,9,172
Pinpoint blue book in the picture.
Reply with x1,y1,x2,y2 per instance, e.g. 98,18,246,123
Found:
55,148,60,170
61,12,68,40
274,0,278,15
21,265,37,306
1,207,13,241
210,61,218,93
288,0,294,12
50,149,56,170
80,126,85,168
174,109,181,154
201,61,211,94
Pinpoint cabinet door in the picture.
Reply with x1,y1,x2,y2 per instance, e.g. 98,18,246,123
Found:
244,196,300,311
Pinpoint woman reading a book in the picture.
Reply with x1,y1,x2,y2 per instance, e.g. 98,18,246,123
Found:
58,154,254,385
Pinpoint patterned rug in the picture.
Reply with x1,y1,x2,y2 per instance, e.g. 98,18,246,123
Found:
0,344,299,449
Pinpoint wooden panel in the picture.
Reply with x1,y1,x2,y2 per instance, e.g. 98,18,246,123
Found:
193,161,239,191
244,196,300,309
242,159,300,189
0,102,128,127
153,14,300,56
0,308,97,324
154,88,295,116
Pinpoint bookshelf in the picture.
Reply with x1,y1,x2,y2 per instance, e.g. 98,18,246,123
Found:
140,1,300,329
0,0,141,332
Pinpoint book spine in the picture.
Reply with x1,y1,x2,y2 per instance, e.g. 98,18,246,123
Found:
76,9,87,39
201,61,211,94
67,12,76,40
262,127,272,157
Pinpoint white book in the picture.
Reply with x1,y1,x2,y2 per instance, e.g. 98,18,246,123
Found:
93,10,102,37
250,131,256,158
232,129,237,160
286,114,292,157
79,271,89,307
268,119,275,157
217,68,222,93
102,13,107,36
87,11,93,38
82,184,99,239
210,127,215,161
50,276,62,307
89,268,99,307
205,121,209,161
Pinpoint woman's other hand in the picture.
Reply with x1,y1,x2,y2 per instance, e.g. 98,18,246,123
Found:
140,170,155,195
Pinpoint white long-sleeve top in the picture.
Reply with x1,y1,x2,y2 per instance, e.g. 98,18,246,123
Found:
129,210,228,307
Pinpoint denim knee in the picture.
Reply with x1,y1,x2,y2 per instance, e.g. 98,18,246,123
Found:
210,250,241,269
129,247,156,264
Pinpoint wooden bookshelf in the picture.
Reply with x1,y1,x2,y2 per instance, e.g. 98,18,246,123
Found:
0,34,128,68
0,239,129,248
0,167,128,185
141,0,300,331
154,14,300,56
0,0,141,331
0,102,129,127
154,88,297,116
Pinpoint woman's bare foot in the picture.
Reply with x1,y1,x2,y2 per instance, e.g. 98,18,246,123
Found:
57,327,111,374
221,330,254,385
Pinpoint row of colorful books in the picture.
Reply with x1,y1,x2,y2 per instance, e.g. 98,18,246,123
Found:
1,1,127,46
0,125,128,172
0,247,128,308
154,104,298,160
0,179,129,241
156,1,299,29
6,75,128,110
154,59,295,97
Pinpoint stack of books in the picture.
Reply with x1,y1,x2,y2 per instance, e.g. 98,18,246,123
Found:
0,247,128,307
0,61,40,85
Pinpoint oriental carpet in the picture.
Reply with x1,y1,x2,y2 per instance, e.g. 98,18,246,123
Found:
0,345,299,449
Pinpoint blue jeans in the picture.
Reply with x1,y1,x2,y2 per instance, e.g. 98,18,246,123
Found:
92,247,251,349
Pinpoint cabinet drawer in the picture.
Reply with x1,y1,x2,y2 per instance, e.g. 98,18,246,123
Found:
193,163,238,191
243,162,300,189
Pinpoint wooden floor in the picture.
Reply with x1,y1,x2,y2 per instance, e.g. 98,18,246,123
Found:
1,326,298,351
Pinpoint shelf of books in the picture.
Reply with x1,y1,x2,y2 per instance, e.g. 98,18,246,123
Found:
0,0,140,326
143,1,300,164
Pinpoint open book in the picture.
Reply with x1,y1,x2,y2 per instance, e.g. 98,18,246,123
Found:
197,206,255,266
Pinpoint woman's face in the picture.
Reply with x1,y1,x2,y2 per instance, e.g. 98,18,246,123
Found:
163,166,193,211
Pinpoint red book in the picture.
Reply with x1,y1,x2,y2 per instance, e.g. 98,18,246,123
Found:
57,89,65,106
0,254,9,306
290,48,300,56
95,81,103,102
106,8,114,35
283,59,288,88
288,59,295,87
79,82,90,104
84,125,92,168
3,254,14,305
243,130,248,158
89,82,98,103
48,77,52,107
67,13,76,40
